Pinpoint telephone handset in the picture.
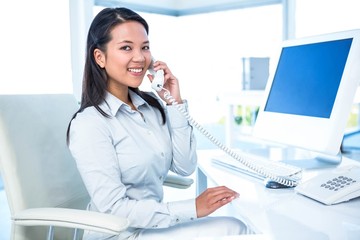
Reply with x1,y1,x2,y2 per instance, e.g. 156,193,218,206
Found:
148,60,164,92
295,166,360,205
148,59,301,187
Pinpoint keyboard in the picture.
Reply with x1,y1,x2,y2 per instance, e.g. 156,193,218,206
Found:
211,151,302,181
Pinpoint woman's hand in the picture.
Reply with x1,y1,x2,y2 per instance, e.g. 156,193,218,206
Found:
195,186,239,218
147,60,183,104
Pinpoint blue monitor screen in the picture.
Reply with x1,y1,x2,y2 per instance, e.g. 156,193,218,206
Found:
264,38,353,118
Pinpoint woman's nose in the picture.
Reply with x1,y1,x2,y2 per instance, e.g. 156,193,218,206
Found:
132,51,146,62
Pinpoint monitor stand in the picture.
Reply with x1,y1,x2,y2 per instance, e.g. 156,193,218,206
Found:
281,152,342,169
242,144,343,169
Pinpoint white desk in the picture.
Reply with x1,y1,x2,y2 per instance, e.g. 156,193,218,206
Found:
196,149,360,240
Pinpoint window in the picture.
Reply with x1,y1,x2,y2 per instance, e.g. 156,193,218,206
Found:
0,0,72,94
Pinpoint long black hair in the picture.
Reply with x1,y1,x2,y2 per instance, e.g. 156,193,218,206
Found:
66,7,166,143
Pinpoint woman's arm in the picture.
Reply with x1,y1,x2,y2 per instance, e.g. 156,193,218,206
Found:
166,102,198,175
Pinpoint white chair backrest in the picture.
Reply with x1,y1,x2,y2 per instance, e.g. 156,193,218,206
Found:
0,94,89,238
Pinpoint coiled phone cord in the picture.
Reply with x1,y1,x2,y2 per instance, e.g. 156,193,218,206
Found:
162,89,301,187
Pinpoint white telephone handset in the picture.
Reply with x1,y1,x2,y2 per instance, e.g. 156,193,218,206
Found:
148,60,164,92
148,58,302,188
295,166,360,205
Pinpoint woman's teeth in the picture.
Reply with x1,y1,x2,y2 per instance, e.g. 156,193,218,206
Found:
128,68,142,73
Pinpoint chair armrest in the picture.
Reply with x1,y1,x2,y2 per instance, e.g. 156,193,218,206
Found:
13,208,129,235
163,174,194,189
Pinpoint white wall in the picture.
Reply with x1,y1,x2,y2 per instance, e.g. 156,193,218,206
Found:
295,0,360,38
2,0,358,123
139,5,282,123
0,0,72,94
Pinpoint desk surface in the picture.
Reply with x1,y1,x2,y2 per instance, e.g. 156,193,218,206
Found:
196,149,360,240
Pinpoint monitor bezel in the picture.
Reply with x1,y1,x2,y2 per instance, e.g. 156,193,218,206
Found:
252,29,360,156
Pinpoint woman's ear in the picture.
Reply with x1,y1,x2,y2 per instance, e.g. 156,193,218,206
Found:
94,49,105,68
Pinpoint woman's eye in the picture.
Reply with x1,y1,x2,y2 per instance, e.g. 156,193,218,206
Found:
120,46,131,51
143,46,150,51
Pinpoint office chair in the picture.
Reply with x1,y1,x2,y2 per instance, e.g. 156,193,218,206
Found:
0,94,193,240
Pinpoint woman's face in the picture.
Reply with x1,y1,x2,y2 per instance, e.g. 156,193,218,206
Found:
94,21,151,98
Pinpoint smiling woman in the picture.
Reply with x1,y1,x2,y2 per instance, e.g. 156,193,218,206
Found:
66,7,253,240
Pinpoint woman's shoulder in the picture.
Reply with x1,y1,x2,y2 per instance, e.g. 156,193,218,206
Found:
76,105,102,117
72,106,110,127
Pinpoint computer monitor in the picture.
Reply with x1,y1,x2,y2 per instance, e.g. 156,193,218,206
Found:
252,29,360,165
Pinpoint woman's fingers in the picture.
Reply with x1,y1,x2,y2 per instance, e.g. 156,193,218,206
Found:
195,186,239,218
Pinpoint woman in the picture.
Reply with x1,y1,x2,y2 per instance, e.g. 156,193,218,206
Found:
67,7,251,240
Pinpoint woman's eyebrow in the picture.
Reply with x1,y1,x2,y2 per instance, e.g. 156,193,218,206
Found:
116,40,150,45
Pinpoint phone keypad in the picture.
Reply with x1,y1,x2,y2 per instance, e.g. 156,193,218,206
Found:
320,176,356,191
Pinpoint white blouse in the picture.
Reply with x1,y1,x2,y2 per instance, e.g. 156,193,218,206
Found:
69,90,198,239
